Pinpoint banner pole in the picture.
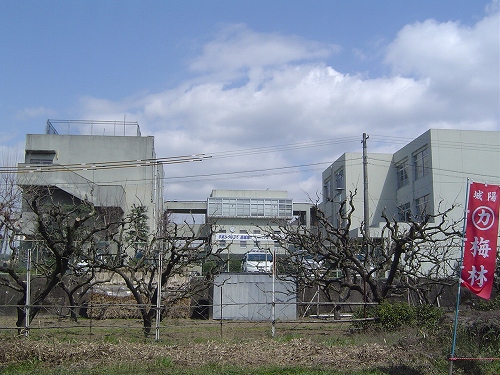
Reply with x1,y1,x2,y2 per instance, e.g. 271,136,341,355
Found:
449,178,471,375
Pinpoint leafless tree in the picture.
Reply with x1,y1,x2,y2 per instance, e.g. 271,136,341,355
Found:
98,207,226,336
0,165,30,330
265,191,463,304
0,178,122,331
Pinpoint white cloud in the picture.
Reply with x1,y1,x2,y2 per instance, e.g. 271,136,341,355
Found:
189,24,340,78
79,12,499,202
385,11,499,123
16,106,58,120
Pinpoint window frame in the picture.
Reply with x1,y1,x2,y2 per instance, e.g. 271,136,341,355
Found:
413,147,430,181
396,159,409,189
415,194,430,221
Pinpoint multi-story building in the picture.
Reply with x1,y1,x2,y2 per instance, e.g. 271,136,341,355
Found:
166,189,315,267
17,120,164,234
322,129,500,236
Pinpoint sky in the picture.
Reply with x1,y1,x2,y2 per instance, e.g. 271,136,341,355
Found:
1,1,499,203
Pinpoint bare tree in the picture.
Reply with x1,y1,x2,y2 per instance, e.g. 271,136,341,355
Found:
2,182,122,331
265,191,462,304
98,207,225,336
0,166,31,330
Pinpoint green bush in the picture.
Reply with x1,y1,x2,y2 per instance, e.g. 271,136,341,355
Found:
377,301,416,330
414,303,444,329
473,295,500,311
353,301,443,331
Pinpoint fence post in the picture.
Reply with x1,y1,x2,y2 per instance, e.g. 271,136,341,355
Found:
271,248,276,337
155,251,162,341
25,247,31,337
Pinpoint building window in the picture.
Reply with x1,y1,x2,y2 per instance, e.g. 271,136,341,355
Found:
29,158,53,165
415,194,430,221
237,199,250,216
251,200,265,216
335,168,344,190
278,200,292,217
396,160,409,189
398,202,411,222
264,200,279,216
413,147,429,180
208,198,222,216
324,178,332,201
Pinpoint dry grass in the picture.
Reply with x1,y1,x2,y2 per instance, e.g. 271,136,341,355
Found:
0,316,447,374
0,314,497,374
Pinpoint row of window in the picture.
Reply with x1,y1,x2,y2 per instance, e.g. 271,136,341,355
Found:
208,198,293,218
397,194,430,222
323,168,344,201
396,147,430,189
324,146,430,199
29,158,53,165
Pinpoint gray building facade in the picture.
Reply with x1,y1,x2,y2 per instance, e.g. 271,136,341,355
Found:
17,120,164,233
322,129,500,236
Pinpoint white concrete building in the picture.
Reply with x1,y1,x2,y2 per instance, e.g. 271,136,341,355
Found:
17,120,164,233
322,129,500,236
166,189,315,259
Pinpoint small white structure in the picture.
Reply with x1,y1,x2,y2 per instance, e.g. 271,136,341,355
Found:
213,273,296,321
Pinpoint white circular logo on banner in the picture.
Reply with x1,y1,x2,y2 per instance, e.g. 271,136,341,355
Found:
472,206,495,231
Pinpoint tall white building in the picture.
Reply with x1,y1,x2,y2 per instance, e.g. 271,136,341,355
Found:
17,120,164,233
322,129,500,236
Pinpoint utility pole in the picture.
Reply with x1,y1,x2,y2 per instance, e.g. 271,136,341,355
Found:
362,133,370,318
362,133,370,239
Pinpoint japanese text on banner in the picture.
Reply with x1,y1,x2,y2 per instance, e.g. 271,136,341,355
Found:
461,182,500,300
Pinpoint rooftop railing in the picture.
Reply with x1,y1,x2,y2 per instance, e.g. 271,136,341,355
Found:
46,119,142,137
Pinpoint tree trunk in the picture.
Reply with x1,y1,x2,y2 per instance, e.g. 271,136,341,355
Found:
15,296,25,335
141,309,155,337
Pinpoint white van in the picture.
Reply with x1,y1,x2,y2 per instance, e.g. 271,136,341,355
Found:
241,249,273,273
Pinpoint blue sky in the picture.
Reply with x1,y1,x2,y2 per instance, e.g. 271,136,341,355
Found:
1,1,499,201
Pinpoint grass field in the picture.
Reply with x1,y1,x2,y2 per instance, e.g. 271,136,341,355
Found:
0,315,498,375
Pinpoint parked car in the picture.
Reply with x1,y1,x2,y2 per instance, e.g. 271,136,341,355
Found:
241,249,273,273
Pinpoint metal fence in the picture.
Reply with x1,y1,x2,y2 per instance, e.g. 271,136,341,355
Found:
46,119,142,137
0,299,377,341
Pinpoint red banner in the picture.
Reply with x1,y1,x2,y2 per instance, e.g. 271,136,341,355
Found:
461,182,500,299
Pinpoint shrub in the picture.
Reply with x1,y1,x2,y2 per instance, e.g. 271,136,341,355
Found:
377,301,416,330
473,295,500,311
353,301,443,331
414,303,444,329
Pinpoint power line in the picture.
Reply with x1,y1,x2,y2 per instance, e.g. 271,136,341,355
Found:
2,135,498,185
0,154,211,174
